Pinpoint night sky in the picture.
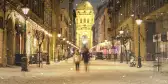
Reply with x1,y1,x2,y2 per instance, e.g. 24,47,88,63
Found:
74,0,103,13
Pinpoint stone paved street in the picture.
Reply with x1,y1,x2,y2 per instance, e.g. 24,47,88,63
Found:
0,58,168,84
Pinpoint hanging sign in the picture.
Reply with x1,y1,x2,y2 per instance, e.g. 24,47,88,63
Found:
153,34,161,42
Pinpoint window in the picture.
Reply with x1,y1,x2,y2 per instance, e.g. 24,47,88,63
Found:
87,18,89,23
61,14,63,21
80,18,82,23
84,18,86,23
60,28,62,34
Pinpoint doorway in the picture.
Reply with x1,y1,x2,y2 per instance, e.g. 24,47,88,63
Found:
146,22,156,61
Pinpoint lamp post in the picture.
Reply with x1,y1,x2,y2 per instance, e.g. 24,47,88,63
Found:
62,38,66,60
21,6,30,71
136,15,142,68
119,29,124,63
46,36,50,64
56,33,61,61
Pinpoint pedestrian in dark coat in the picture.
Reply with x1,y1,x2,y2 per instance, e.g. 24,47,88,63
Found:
82,47,90,72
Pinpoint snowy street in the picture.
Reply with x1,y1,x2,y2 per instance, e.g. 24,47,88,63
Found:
0,58,168,84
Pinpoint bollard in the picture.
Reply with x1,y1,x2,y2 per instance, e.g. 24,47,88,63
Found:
21,56,28,71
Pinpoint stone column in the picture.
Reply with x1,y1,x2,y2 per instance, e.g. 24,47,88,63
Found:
50,0,60,61
6,12,16,65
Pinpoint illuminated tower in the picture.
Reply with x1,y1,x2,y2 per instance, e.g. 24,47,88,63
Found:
76,0,94,49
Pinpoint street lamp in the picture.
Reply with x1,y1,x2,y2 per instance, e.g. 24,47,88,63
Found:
22,6,30,71
63,38,66,41
57,33,61,37
119,30,124,35
136,15,142,68
22,7,30,15
56,33,61,61
119,29,124,63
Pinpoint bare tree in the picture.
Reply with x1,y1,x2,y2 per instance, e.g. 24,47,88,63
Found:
34,30,45,67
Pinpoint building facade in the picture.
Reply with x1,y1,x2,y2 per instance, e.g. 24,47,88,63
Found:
75,0,94,49
55,8,71,61
107,0,168,61
0,0,53,66
92,1,112,56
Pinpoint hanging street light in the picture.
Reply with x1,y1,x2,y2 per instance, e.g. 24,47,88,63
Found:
119,29,124,63
136,15,142,68
22,7,30,15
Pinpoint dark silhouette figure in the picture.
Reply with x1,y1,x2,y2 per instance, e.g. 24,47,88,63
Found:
82,47,90,72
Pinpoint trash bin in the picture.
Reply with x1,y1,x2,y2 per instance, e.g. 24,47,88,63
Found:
15,54,24,66
21,56,28,71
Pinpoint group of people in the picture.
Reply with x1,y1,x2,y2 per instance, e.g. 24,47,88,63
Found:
73,47,90,72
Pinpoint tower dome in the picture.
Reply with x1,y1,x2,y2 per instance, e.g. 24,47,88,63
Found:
76,1,93,10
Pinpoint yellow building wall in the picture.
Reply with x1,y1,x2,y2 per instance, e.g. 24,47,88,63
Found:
76,8,94,49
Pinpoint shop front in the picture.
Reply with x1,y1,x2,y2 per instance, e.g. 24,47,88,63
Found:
5,10,51,65
93,40,112,59
26,19,51,64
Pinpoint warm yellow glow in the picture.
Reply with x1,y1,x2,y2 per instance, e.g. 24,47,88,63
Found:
28,19,52,37
76,1,94,49
63,38,66,41
57,34,61,37
26,35,31,54
82,40,87,44
22,7,30,15
119,30,124,34
131,14,134,17
136,19,142,25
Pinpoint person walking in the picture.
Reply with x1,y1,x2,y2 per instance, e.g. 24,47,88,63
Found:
112,45,118,62
73,50,81,71
82,47,90,72
64,50,68,61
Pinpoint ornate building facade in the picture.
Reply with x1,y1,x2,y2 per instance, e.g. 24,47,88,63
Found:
0,0,53,66
76,0,94,49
